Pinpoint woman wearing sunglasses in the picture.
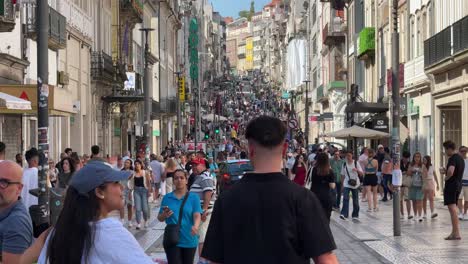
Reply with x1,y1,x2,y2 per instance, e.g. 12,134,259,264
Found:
158,169,202,264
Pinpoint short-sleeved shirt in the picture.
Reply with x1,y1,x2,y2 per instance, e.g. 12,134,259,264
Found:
201,172,336,264
38,218,153,263
159,192,202,248
0,200,33,255
189,171,215,209
341,160,363,189
330,159,345,182
311,170,335,196
150,160,165,183
446,154,465,187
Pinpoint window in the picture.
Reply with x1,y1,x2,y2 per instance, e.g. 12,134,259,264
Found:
312,36,317,55
422,116,432,156
416,16,421,57
410,16,415,59
410,116,419,154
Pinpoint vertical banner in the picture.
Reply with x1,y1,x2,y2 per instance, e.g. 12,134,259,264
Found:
179,76,185,102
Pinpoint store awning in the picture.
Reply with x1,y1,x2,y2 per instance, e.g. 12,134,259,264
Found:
0,92,32,110
345,102,389,113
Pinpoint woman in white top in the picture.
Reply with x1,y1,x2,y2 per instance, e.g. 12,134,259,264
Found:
422,155,440,219
23,160,153,264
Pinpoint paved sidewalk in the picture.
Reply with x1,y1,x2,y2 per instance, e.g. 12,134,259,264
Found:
331,197,468,264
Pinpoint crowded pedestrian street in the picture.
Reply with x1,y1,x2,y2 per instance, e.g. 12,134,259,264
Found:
2,0,468,264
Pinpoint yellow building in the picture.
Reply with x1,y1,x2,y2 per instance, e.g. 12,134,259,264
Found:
245,36,254,70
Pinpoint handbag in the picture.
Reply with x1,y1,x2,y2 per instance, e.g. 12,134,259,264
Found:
163,192,190,248
344,161,358,187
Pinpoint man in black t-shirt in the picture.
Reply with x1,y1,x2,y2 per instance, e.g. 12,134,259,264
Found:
441,140,465,240
201,116,337,264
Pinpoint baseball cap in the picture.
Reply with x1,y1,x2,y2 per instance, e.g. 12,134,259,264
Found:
70,160,132,196
192,157,206,165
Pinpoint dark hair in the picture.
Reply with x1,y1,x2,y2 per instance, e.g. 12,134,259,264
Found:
15,153,22,160
150,153,157,161
411,152,423,167
174,169,188,179
423,155,432,170
292,155,305,174
443,140,456,150
315,153,331,176
122,159,134,171
402,151,411,158
0,141,5,154
245,116,287,148
134,159,144,170
360,147,368,155
240,151,247,159
64,148,72,153
61,157,76,174
46,186,104,263
91,145,100,155
70,152,81,167
25,147,39,161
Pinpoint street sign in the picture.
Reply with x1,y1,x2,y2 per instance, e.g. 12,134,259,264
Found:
178,76,185,102
308,114,319,123
288,119,298,129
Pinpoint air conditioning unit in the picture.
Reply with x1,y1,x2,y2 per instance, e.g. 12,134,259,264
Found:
57,71,69,85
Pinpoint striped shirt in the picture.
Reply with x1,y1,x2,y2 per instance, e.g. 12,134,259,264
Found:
190,170,215,209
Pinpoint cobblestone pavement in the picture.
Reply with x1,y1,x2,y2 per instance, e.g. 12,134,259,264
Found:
331,196,468,264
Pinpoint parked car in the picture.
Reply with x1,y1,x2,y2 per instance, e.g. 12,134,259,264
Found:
217,159,254,193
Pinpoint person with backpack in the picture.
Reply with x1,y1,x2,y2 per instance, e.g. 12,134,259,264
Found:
408,152,424,222
340,150,363,220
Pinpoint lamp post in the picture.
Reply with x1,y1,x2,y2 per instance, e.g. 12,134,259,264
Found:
139,27,155,162
303,80,311,147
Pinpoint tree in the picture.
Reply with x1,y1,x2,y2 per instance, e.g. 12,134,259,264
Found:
249,1,255,18
239,10,250,20
239,1,255,21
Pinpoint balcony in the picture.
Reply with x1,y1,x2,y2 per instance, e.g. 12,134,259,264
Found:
91,51,115,84
0,0,15,32
155,97,177,116
317,84,328,102
56,0,93,40
24,4,67,50
424,15,468,74
326,81,346,92
357,27,375,61
120,0,143,24
404,56,428,89
323,13,345,46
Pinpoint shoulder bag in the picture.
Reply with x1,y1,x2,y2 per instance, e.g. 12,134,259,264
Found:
163,192,190,248
344,161,358,187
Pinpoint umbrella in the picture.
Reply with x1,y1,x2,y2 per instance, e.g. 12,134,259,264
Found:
324,125,390,139
202,113,228,122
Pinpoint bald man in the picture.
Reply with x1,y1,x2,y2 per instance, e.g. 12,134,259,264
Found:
0,161,33,263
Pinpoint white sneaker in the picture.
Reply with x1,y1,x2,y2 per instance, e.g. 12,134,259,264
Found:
144,221,149,228
128,222,133,228
352,217,359,221
136,223,141,230
431,212,438,219
459,213,464,220
463,214,468,221
423,214,427,219
400,214,405,220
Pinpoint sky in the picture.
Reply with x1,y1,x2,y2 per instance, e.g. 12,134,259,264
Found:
209,0,272,19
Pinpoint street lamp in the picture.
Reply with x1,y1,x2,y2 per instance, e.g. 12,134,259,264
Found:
303,80,311,147
139,27,155,163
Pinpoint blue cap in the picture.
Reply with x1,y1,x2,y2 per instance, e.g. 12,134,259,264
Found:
70,160,132,195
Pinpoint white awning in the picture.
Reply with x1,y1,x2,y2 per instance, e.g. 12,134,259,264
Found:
0,92,32,110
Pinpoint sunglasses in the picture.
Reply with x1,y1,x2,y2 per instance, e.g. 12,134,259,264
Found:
0,178,22,189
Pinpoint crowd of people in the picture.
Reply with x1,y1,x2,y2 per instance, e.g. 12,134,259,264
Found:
1,113,468,263
283,139,468,240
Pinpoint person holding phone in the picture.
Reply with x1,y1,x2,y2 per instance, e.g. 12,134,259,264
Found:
158,169,202,264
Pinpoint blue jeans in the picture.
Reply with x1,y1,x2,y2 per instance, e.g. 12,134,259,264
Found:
134,187,149,224
340,187,360,218
334,182,342,208
383,174,393,199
